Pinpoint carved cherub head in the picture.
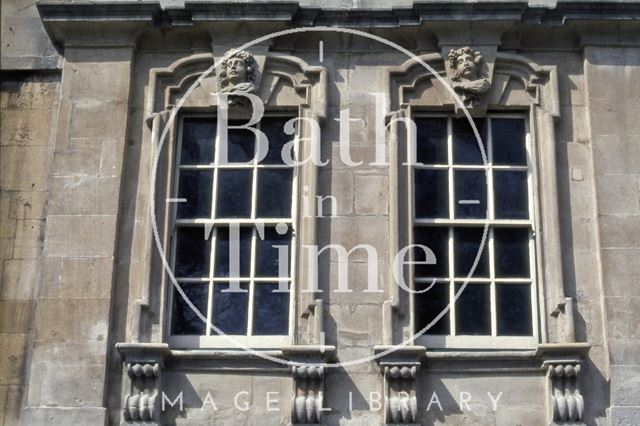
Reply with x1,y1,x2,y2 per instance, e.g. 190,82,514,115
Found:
219,50,258,91
447,47,484,81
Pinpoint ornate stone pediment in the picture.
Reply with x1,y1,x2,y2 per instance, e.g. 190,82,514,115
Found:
145,48,327,125
388,50,558,118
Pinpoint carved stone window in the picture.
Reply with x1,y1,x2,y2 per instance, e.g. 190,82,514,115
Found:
137,49,327,349
385,49,575,351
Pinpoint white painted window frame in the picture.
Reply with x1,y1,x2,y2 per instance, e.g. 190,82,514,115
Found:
410,113,540,350
167,112,300,349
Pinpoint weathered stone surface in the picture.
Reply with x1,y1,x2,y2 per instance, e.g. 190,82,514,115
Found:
43,215,117,257
0,299,33,333
354,174,388,216
595,175,640,215
40,256,114,299
611,365,640,407
21,407,107,426
34,298,110,342
0,333,28,385
11,219,43,259
0,146,49,191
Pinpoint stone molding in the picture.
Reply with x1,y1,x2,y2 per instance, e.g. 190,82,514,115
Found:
116,343,171,424
374,346,427,425
36,1,640,35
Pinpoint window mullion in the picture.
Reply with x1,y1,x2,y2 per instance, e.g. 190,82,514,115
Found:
247,227,257,336
206,228,217,337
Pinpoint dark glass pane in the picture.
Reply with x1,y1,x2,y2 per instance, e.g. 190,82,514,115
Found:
453,118,487,165
413,226,448,277
252,283,290,335
216,169,252,218
497,284,533,336
176,170,213,219
212,282,248,335
454,170,487,219
175,227,210,278
255,227,291,277
414,169,448,218
455,283,491,335
415,282,450,335
494,228,530,278
214,227,252,277
218,121,256,163
492,118,527,166
171,283,208,335
415,117,447,165
181,118,215,165
257,169,293,218
453,227,489,277
494,171,529,219
260,117,295,165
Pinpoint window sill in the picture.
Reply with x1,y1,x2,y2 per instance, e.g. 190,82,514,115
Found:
372,342,591,373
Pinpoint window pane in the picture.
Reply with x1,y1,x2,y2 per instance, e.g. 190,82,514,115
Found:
454,170,487,219
494,171,529,219
260,117,295,165
171,283,208,335
219,122,256,163
497,284,533,336
415,117,447,164
255,227,291,277
453,227,489,277
175,227,210,278
453,118,487,165
257,169,293,218
181,118,215,165
415,282,449,335
216,169,252,218
413,226,448,277
252,283,289,335
214,227,252,277
176,170,213,219
494,228,530,278
414,169,448,218
492,118,526,166
212,282,248,335
455,283,491,335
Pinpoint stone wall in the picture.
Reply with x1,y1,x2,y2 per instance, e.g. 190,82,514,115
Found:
0,72,60,425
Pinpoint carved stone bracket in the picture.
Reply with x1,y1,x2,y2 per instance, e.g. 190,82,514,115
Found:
374,346,427,425
546,361,584,423
537,343,590,425
291,365,325,423
283,345,337,425
116,343,171,424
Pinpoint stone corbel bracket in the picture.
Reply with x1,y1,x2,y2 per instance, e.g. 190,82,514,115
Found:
282,345,337,425
374,346,427,425
116,343,171,424
537,343,590,425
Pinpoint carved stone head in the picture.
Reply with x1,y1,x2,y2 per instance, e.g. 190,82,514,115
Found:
219,50,259,95
446,47,490,109
447,47,484,81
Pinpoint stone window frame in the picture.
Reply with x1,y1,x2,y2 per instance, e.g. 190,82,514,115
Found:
409,112,540,349
384,51,573,350
141,51,328,350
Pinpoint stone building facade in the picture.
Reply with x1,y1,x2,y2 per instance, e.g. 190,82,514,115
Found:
1,1,639,425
